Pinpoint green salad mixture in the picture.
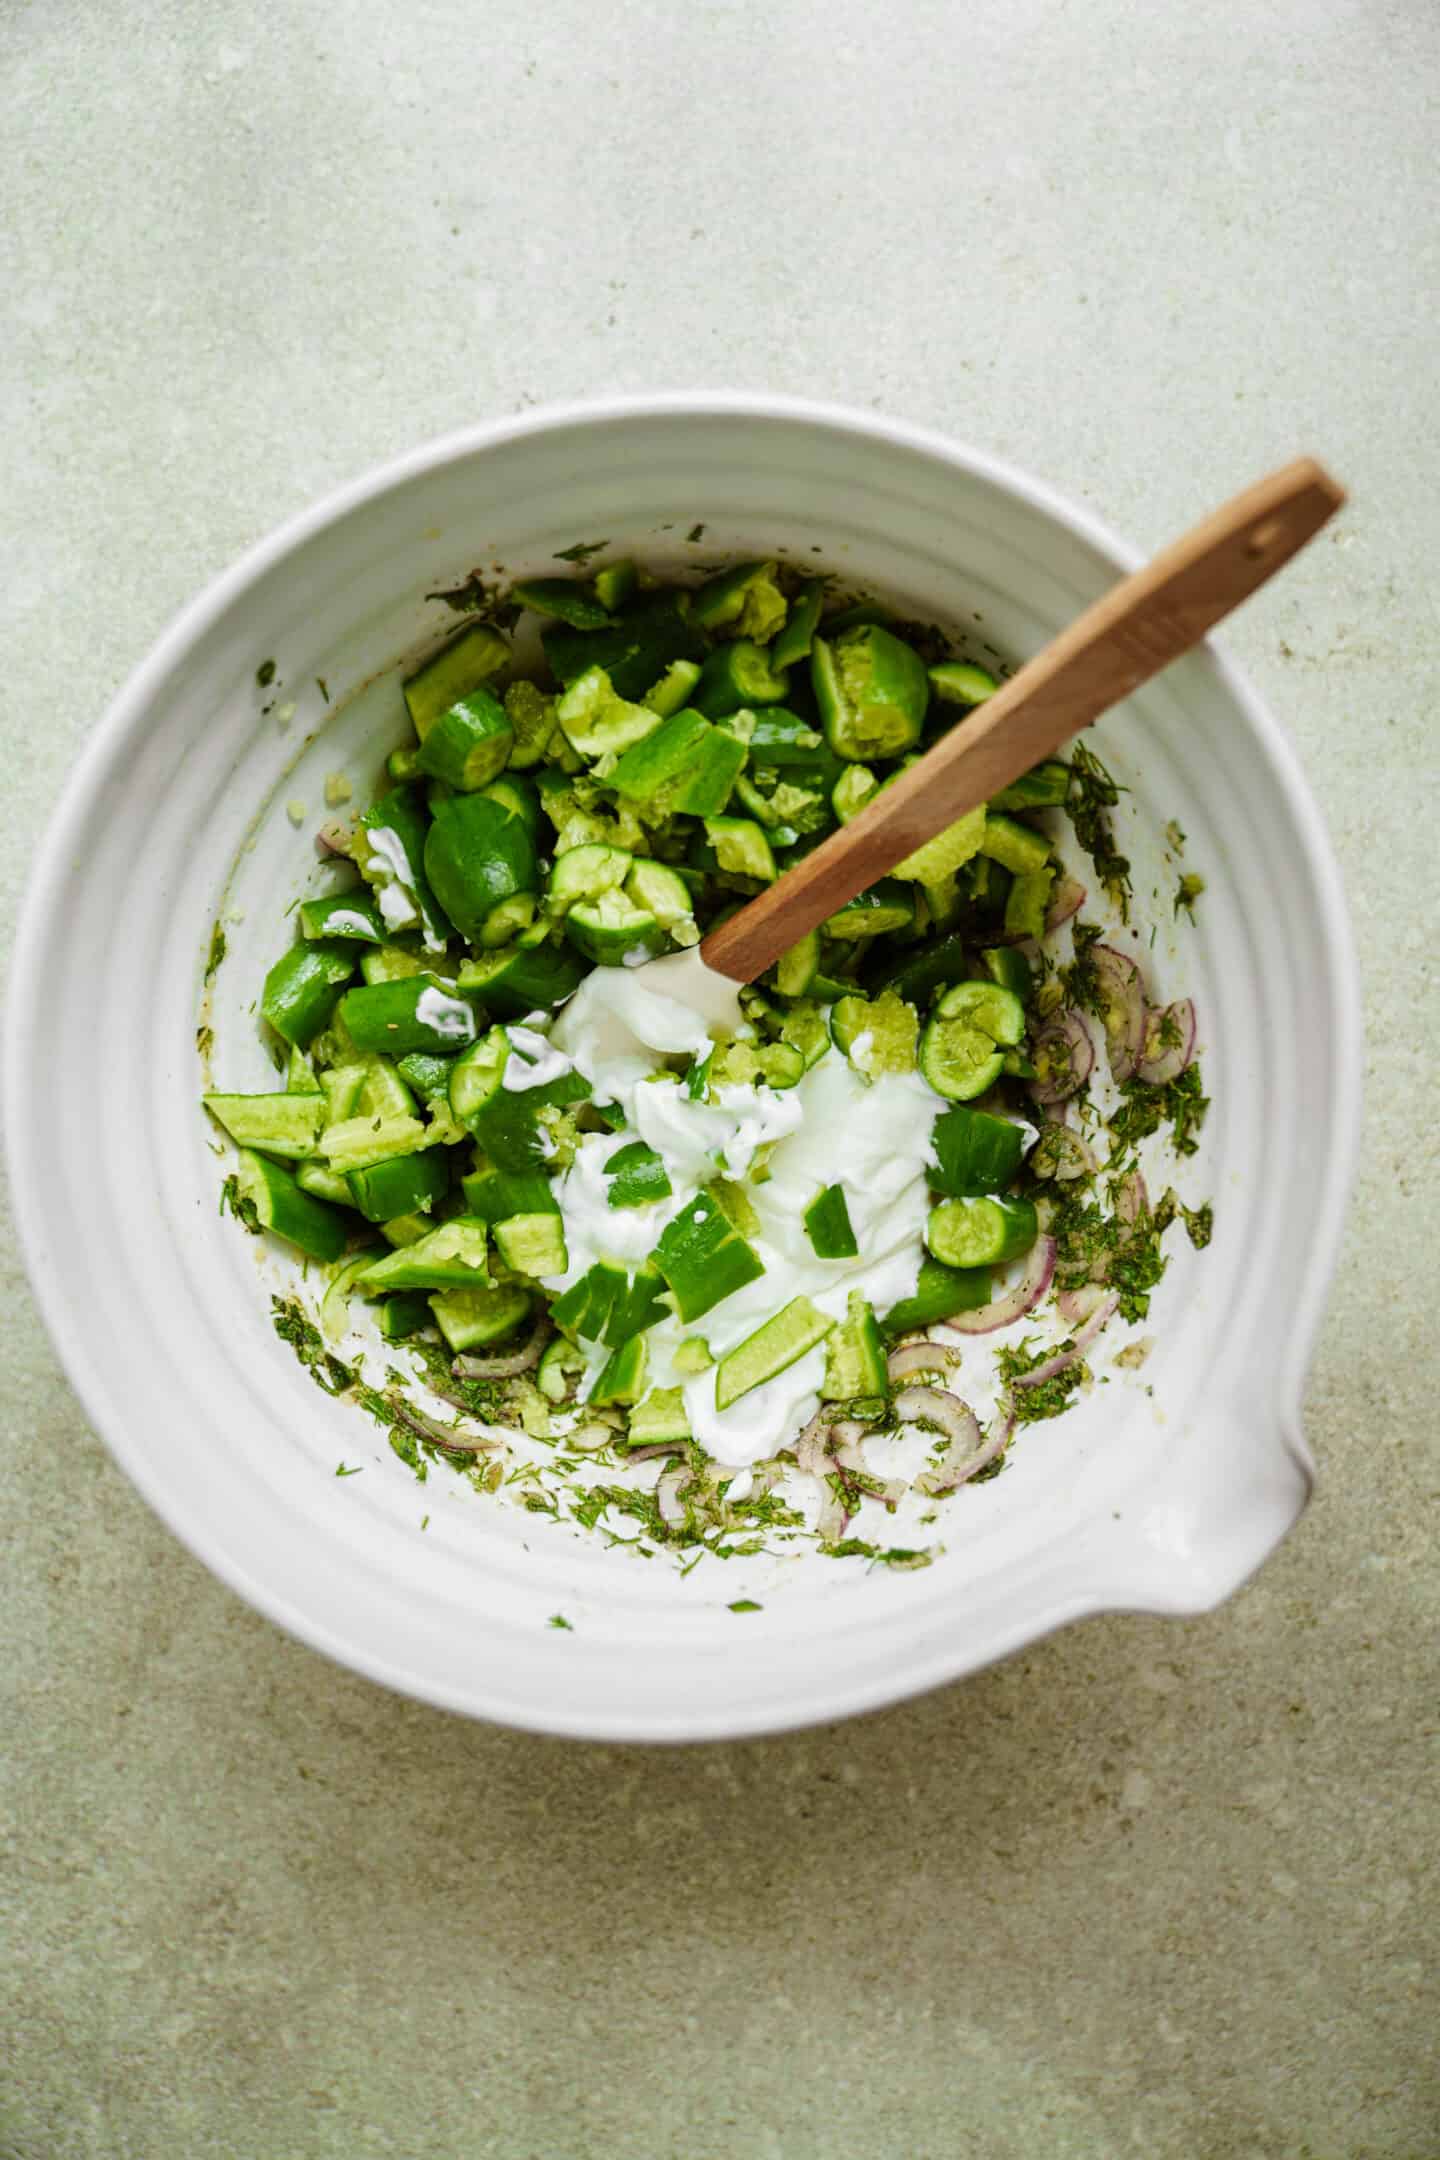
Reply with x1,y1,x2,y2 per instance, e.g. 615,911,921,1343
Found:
204,554,1209,1570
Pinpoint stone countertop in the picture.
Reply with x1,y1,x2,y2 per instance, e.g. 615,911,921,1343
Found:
2,4,1434,2155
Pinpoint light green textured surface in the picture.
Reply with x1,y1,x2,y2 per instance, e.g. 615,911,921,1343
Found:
2,3,1436,2156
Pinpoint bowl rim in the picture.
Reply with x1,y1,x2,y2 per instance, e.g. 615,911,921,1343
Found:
5,390,1362,1736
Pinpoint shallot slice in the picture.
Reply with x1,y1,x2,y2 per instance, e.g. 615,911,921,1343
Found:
1136,997,1197,1085
1044,872,1087,932
935,1236,1057,1337
887,1339,965,1385
1091,943,1147,1079
1011,1292,1119,1389
1028,1011,1095,1105
912,1405,1015,1496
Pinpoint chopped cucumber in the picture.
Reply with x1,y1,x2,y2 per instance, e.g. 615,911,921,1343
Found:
926,1194,1039,1270
713,1296,834,1410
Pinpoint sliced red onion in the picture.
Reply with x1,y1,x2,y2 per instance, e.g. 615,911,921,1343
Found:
656,1464,693,1528
914,1405,1015,1496
934,1235,1057,1337
832,1428,906,1507
887,1340,965,1385
623,1441,686,1466
1056,1283,1112,1326
1136,997,1197,1085
1044,872,1087,932
452,1315,552,1380
894,1386,980,1449
1091,944,1146,1079
1116,1168,1149,1226
1028,1011,1094,1105
793,1410,836,1480
1011,1292,1119,1388
389,1398,509,1454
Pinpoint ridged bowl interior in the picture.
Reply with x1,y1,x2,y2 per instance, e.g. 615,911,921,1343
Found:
5,397,1359,1739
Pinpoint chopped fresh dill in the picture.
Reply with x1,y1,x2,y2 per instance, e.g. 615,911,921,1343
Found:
335,1462,361,1477
824,1539,934,1569
1108,1062,1210,1158
196,1023,214,1058
547,1613,574,1631
256,659,276,687
1066,746,1132,920
316,677,330,704
219,1175,261,1235
996,1340,1089,1422
686,523,706,543
728,1598,763,1612
205,922,227,980
553,538,610,564
424,572,521,627
270,1295,353,1396
1175,872,1206,922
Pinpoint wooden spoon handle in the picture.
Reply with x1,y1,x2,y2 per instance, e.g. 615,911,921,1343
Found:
701,456,1344,985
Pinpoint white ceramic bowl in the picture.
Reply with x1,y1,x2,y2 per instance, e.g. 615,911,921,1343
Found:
6,395,1360,1741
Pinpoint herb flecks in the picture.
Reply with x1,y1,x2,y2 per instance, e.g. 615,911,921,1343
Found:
1067,745,1132,921
205,922,227,980
425,572,521,627
547,1613,574,1630
220,1176,261,1235
727,1598,762,1612
256,659,276,687
1175,873,1206,922
997,1340,1089,1422
1108,1062,1210,1158
553,539,609,565
271,1295,353,1396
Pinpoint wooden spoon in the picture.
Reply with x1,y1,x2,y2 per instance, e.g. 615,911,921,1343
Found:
701,457,1344,986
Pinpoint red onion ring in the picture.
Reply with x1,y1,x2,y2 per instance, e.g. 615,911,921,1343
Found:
832,1428,907,1508
894,1386,980,1448
316,820,355,858
887,1340,965,1385
1011,1292,1119,1388
933,1235,1057,1337
1091,944,1147,1080
1028,1011,1095,1105
914,1405,1015,1496
620,1442,684,1465
1044,872,1087,932
1116,1168,1149,1226
1136,997,1197,1085
388,1398,510,1454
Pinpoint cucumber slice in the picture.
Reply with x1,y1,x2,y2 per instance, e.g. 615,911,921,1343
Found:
989,759,1069,811
345,1148,449,1224
555,666,663,758
414,687,513,792
881,1257,992,1334
338,977,479,1056
821,1293,887,1398
456,936,585,1017
609,709,746,818
919,978,1026,1103
493,1212,568,1278
831,763,879,823
892,801,988,885
546,843,632,915
512,577,612,628
565,891,665,967
403,625,510,738
422,794,536,945
359,1217,491,1290
928,1105,1028,1197
979,814,1052,877
625,1387,691,1444
812,627,929,761
591,1335,648,1407
927,659,999,708
233,1149,349,1262
824,881,915,942
714,1296,835,1411
537,1335,586,1402
651,1191,765,1322
703,817,776,882
298,893,388,944
428,1283,532,1353
804,1183,858,1259
926,1194,1039,1269
1004,867,1054,940
204,1091,326,1160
